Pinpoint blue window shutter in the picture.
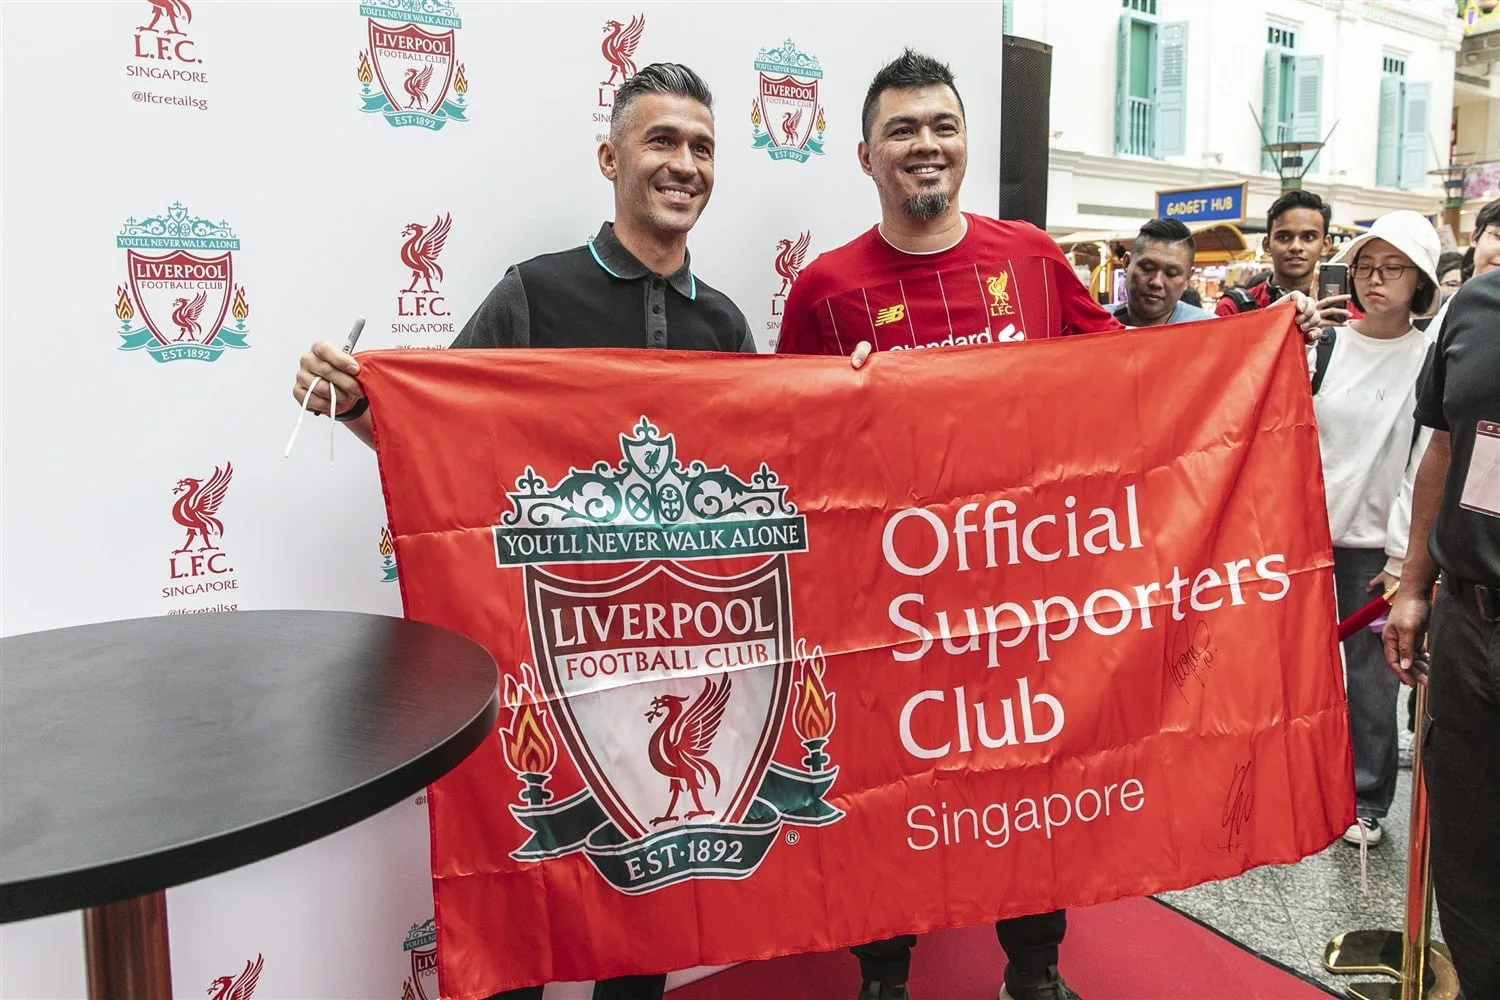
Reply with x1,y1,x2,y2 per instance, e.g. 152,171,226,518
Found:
1156,21,1188,156
1002,0,1013,35
1262,49,1282,172
1400,81,1430,189
1115,14,1132,155
1376,76,1402,187
1293,55,1323,144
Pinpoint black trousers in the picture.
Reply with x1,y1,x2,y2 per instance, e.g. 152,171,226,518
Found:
489,975,667,1000
850,909,1066,985
1425,580,1500,1000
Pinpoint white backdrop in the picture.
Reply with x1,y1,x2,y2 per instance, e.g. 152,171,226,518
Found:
0,1,1004,996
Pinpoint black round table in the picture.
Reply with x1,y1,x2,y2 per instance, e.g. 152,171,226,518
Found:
0,610,499,999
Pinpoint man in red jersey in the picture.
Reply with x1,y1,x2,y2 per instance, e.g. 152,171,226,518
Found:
777,48,1326,1000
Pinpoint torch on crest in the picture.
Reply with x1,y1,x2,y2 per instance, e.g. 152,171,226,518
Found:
791,637,836,771
500,663,558,805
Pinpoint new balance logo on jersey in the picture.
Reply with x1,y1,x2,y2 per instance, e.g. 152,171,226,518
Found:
873,304,905,327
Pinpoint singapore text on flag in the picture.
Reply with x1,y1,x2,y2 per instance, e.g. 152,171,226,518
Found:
357,307,1354,998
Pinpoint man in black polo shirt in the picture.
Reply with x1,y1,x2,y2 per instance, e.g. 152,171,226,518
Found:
1383,268,1500,999
292,61,751,448
290,62,748,1000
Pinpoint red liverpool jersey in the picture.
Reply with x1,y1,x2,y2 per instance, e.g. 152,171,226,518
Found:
775,214,1121,356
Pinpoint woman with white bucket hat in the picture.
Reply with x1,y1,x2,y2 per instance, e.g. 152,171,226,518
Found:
1312,209,1440,851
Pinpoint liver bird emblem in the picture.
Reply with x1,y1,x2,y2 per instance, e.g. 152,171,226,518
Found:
139,0,191,34
400,213,452,294
645,675,731,825
172,463,233,554
773,232,811,297
206,953,262,1000
171,291,208,342
781,108,804,146
986,272,1013,316
403,65,432,109
601,14,645,87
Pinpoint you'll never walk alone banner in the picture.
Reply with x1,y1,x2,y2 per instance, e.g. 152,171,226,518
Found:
358,309,1354,998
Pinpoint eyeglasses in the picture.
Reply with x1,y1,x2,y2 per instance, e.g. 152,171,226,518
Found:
1352,263,1416,281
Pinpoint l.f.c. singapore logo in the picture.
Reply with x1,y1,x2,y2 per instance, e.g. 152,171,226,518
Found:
114,202,250,364
751,40,826,163
491,417,843,894
356,0,469,131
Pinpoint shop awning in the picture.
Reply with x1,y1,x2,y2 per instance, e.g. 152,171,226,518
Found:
1054,223,1254,264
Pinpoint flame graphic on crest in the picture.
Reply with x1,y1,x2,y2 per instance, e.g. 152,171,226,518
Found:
750,100,761,127
357,50,373,85
455,63,468,96
379,526,394,558
231,285,249,321
792,638,835,742
115,285,134,322
501,663,557,775
815,106,826,133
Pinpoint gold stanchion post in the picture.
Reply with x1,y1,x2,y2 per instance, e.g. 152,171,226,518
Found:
1323,681,1459,1000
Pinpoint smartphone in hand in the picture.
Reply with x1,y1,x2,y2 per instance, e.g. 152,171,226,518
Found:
1317,263,1349,302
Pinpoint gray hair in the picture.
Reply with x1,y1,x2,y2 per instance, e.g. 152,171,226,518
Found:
610,63,714,139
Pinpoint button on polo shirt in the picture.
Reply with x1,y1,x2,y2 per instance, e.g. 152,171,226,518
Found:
451,223,754,353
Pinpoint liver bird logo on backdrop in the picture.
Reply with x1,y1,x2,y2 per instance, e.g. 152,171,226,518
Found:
172,463,232,554
750,40,827,163
171,291,208,341
773,232,811,298
600,14,645,87
114,202,250,364
138,0,191,35
400,214,452,294
356,0,469,131
206,953,262,1000
490,417,843,894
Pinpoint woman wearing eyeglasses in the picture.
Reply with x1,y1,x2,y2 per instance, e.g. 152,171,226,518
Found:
1311,210,1442,851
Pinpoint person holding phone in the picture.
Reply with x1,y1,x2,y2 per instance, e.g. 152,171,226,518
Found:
1216,190,1351,326
1308,210,1442,850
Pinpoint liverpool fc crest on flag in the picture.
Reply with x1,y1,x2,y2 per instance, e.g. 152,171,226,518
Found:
356,0,469,131
750,40,826,163
492,417,843,894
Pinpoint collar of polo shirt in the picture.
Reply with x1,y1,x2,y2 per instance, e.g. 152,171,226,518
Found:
586,222,698,301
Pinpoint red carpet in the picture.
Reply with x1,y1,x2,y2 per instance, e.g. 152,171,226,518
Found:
669,897,1332,999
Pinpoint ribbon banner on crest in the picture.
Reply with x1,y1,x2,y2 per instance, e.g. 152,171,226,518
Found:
358,308,1354,999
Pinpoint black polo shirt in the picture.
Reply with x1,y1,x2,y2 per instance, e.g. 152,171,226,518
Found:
451,222,754,353
1414,267,1500,585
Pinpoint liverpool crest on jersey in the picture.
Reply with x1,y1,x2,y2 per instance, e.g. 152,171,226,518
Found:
491,417,843,893
750,40,826,163
356,0,469,130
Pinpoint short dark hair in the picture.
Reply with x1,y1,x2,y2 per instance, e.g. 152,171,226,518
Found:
1436,250,1465,280
1266,190,1331,236
1473,199,1500,240
610,63,713,137
1131,217,1196,261
1462,245,1476,281
862,49,965,144
1349,243,1436,315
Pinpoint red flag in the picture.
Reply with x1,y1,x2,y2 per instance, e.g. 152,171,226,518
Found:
358,308,1353,998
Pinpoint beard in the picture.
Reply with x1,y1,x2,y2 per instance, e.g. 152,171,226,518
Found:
904,191,950,220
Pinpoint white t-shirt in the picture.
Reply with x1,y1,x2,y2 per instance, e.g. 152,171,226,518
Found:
1311,324,1432,559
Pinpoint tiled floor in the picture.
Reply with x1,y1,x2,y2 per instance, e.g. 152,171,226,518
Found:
1158,729,1441,994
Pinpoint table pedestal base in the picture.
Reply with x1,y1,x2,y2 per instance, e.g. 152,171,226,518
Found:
83,891,171,1000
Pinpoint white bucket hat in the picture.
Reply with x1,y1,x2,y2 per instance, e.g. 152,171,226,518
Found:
1333,209,1442,288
